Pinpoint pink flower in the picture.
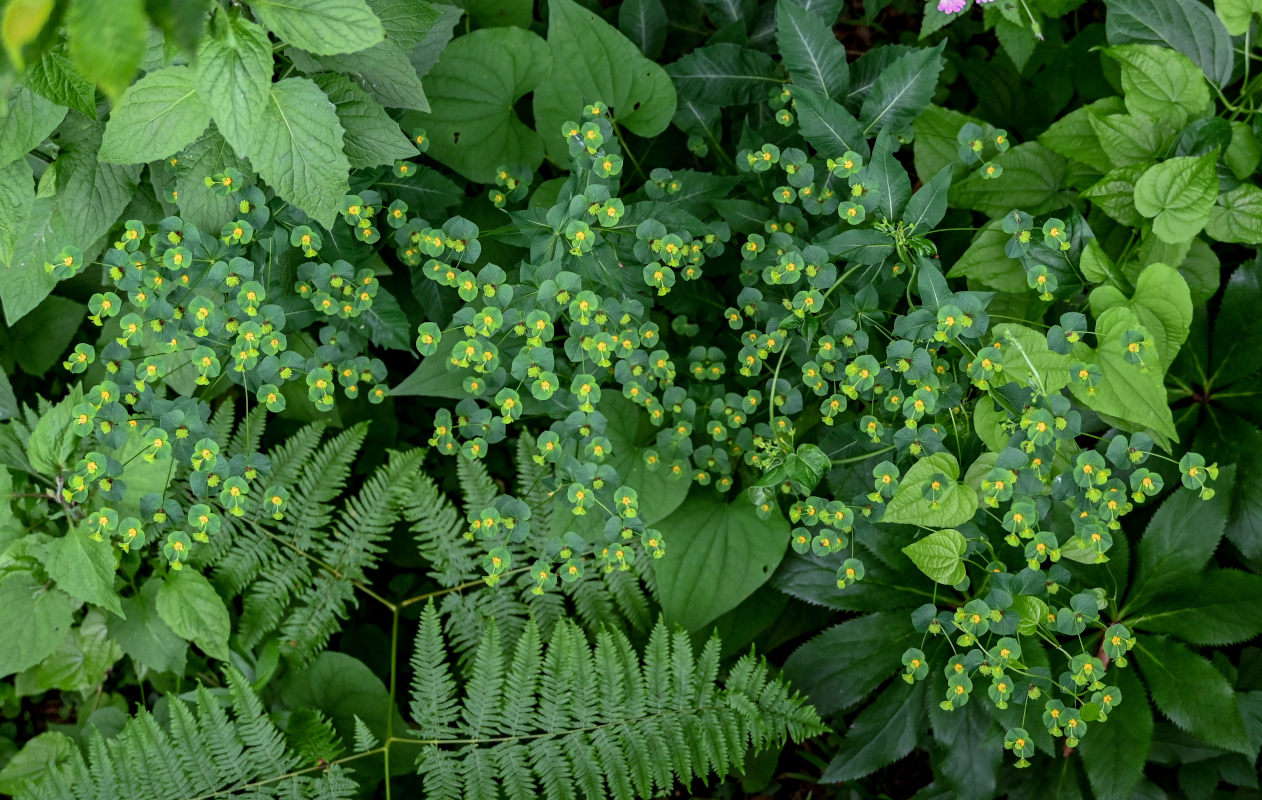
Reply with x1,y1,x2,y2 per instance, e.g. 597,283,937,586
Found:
938,0,966,11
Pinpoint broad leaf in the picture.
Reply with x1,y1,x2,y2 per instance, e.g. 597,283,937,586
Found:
1138,636,1250,753
0,571,72,678
859,41,944,135
903,165,951,231
2,116,141,325
405,26,549,183
792,86,870,159
1080,669,1152,800
66,0,146,98
652,490,788,632
822,680,927,781
315,73,418,168
0,87,66,169
665,43,782,106
1216,0,1262,34
1133,152,1218,243
100,66,211,164
107,578,187,675
535,0,676,161
865,130,910,219
1088,262,1193,371
951,142,1072,217
783,612,916,714
1103,44,1210,126
242,77,350,228
619,0,667,58
35,528,122,617
600,394,689,525
156,569,231,661
1069,306,1178,443
1206,184,1262,244
194,13,273,159
776,0,848,101
1105,0,1233,87
902,528,967,585
1127,466,1233,614
992,322,1073,395
1134,570,1262,645
281,651,409,763
1039,98,1125,173
249,0,384,55
947,221,1026,294
882,452,979,529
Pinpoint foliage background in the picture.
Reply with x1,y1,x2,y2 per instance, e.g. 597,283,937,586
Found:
0,0,1259,799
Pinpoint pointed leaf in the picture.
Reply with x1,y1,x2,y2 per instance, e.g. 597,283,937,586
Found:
100,66,211,164
776,0,848,101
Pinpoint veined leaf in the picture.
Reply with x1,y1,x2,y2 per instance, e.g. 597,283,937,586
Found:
665,43,782,106
0,571,73,678
100,66,211,164
249,0,384,55
776,0,848,101
1088,262,1193,371
315,73,418,168
156,569,231,661
859,40,944,135
792,86,870,159
1133,152,1218,244
242,77,350,228
194,13,273,159
1133,569,1262,645
1138,636,1250,753
901,528,967,585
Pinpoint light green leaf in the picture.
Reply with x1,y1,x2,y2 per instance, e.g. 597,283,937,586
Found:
35,527,122,617
664,43,781,106
858,41,944,135
653,490,788,632
1106,0,1233,87
453,0,533,27
156,569,231,661
1216,0,1262,34
26,385,82,475
99,66,211,164
67,0,147,99
881,452,979,528
776,0,848,101
315,73,418,168
1104,44,1211,126
0,86,66,169
2,116,141,325
1089,262,1192,371
25,46,96,116
107,577,187,674
1080,669,1152,800
1206,183,1262,244
535,0,676,160
0,157,34,267
1069,306,1178,443
243,77,349,228
1138,636,1250,753
792,86,869,159
0,732,75,795
1080,237,1118,285
1038,97,1124,173
1133,151,1218,244
194,13,273,159
1089,112,1172,169
1134,569,1262,645
822,680,927,781
0,571,73,678
249,0,384,55
950,142,1072,217
994,322,1074,395
15,609,121,694
901,528,967,585
1083,163,1148,229
1127,467,1232,613
782,612,916,714
403,26,548,183
1226,119,1262,179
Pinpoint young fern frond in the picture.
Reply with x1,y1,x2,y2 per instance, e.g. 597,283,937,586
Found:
408,602,826,800
15,669,357,800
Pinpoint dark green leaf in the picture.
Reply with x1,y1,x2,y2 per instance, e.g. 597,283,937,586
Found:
822,680,927,781
1080,669,1152,800
1105,0,1233,87
1138,636,1250,754
652,490,788,633
858,41,944,135
776,0,848,101
783,612,916,714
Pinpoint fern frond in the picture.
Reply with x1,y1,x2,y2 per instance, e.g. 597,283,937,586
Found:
406,616,827,800
226,400,268,458
15,668,351,800
457,456,500,518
